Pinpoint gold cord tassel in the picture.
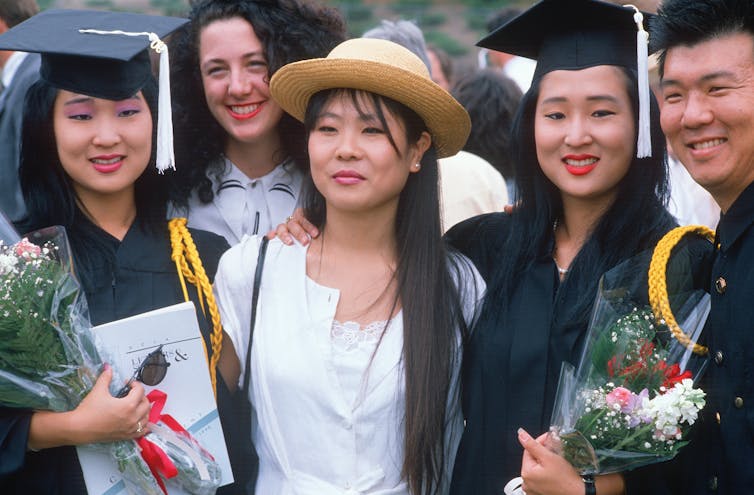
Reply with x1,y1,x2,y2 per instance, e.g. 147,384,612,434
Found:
169,218,223,396
648,225,715,356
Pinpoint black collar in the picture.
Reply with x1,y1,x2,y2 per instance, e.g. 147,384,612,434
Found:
717,180,754,252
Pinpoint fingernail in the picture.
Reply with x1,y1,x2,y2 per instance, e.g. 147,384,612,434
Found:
103,363,110,371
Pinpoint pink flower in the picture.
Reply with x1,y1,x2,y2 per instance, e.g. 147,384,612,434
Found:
13,239,41,260
606,386,636,413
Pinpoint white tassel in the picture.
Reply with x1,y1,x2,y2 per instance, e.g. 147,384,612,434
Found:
78,29,175,172
624,5,652,158
153,36,175,173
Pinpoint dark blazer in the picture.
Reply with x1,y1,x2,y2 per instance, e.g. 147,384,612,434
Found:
0,53,40,222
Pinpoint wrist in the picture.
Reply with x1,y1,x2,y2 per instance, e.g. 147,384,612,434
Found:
583,474,596,495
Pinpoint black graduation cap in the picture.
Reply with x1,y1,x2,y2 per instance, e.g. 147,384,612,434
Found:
478,0,653,158
0,9,188,171
0,9,186,100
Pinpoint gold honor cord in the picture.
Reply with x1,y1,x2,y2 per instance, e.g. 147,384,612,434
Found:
648,225,715,356
169,218,223,396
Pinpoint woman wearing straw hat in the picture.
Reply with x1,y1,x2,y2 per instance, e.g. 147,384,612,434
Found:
213,38,484,494
277,1,681,493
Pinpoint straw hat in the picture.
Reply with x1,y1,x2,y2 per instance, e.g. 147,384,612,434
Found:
270,38,470,158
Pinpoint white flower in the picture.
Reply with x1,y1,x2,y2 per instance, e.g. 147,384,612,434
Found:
0,253,18,276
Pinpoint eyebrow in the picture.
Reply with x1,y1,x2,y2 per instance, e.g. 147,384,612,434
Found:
540,94,621,105
662,70,736,88
201,51,265,67
63,96,93,106
316,111,380,123
63,94,142,106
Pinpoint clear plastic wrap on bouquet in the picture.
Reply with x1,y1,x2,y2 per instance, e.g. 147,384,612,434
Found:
0,217,220,494
547,226,715,475
0,221,164,494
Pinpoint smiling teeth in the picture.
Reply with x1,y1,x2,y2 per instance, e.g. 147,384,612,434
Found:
91,157,121,165
230,103,260,114
565,158,598,166
692,138,725,150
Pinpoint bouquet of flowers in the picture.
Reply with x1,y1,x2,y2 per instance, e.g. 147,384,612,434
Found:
0,215,221,494
546,226,715,475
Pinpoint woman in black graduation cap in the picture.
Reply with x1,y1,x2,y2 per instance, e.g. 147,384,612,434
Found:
442,1,677,494
0,9,232,493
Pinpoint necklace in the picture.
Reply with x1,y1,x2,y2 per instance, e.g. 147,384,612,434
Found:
552,219,569,276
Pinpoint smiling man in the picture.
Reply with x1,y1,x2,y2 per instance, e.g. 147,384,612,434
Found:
652,0,754,492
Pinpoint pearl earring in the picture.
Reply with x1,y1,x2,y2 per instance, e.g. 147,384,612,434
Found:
414,163,421,170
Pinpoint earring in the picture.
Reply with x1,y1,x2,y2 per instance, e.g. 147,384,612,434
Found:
414,163,421,170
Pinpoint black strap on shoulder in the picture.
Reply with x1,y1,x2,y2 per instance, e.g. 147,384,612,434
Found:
242,236,269,394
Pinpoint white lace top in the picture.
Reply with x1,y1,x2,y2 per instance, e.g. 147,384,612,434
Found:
215,237,485,494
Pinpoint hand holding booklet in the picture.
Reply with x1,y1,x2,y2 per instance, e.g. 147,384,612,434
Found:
77,301,233,495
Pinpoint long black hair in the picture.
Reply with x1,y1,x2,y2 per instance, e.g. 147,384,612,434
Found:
168,0,346,208
493,66,675,326
303,88,472,495
18,78,163,285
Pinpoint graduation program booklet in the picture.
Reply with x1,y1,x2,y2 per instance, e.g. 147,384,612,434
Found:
77,301,233,495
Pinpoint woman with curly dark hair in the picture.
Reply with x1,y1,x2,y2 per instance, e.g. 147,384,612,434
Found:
168,0,346,245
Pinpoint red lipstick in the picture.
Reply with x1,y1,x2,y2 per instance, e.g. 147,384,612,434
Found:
563,154,598,176
227,102,263,121
90,154,124,174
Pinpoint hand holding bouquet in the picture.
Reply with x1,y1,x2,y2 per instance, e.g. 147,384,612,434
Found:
0,218,221,494
547,226,715,475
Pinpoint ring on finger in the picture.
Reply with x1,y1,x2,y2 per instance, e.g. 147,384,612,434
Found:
136,420,143,434
285,215,294,223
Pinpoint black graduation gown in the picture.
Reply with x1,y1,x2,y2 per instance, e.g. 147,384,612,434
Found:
446,213,586,494
0,221,229,494
445,212,679,495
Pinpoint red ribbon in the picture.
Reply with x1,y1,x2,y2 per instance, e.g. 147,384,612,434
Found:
146,389,216,461
135,390,178,494
135,389,217,494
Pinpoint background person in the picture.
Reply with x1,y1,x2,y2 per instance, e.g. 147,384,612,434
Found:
168,0,346,245
452,68,523,200
0,0,39,222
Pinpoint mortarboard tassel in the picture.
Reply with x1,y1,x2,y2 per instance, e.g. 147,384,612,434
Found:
78,29,176,173
624,5,651,158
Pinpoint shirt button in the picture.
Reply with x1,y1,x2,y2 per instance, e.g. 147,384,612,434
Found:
734,396,744,408
715,277,727,294
708,475,718,491
714,350,724,365
716,411,721,424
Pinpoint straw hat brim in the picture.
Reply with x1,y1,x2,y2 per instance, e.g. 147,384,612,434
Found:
270,58,470,159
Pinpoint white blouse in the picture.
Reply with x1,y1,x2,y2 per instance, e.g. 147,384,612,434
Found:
214,237,484,495
172,158,303,246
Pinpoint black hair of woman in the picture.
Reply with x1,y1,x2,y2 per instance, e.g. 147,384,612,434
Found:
301,88,473,494
168,0,347,209
494,67,675,327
